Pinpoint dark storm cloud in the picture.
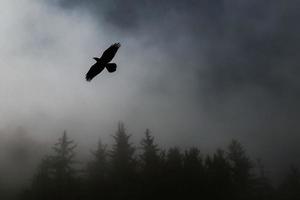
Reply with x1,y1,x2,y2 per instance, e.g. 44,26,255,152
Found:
55,0,300,98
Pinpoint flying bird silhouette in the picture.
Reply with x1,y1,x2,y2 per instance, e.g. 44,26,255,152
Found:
85,43,121,81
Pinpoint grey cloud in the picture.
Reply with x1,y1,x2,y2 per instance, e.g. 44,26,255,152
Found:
55,0,300,98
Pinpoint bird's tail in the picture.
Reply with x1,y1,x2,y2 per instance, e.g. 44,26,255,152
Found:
106,63,117,73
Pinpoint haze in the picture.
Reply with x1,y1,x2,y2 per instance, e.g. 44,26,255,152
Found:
0,0,300,188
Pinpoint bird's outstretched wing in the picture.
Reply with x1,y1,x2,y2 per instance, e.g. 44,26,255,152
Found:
85,62,105,81
106,63,117,73
99,43,121,64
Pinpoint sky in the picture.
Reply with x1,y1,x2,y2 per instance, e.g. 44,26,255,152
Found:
0,0,300,186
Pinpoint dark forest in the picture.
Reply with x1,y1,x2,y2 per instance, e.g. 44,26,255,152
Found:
0,123,295,200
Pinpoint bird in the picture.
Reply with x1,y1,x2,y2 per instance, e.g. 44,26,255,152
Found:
85,43,121,81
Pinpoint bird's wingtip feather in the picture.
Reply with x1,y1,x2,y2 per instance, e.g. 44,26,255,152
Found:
85,74,92,82
114,42,121,48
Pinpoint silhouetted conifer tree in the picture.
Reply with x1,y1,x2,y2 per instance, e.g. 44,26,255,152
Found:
206,149,232,199
166,147,182,172
110,122,136,199
50,131,79,200
25,131,80,200
87,139,107,180
163,147,183,199
139,129,162,199
227,140,254,199
85,138,108,199
140,129,161,176
182,147,204,197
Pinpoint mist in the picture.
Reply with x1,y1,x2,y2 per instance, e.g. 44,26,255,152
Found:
0,0,300,195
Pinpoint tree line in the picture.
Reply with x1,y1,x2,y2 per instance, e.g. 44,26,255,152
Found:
19,123,300,200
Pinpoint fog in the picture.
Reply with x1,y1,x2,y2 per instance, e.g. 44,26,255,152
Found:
0,0,300,190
